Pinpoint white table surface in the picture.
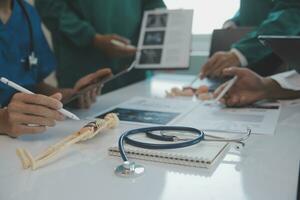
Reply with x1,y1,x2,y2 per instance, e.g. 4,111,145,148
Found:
0,74,300,200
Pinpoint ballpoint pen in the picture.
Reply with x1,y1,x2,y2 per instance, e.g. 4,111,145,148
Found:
111,39,136,49
0,77,80,120
187,74,201,88
214,76,238,102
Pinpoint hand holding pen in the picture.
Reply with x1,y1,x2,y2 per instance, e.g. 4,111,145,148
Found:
213,67,269,107
0,92,66,137
0,77,80,137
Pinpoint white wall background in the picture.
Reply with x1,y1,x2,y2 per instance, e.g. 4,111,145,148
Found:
164,0,240,34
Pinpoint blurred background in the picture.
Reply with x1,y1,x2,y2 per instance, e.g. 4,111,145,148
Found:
28,0,240,85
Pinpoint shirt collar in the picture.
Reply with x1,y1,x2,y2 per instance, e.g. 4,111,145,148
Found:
0,0,21,28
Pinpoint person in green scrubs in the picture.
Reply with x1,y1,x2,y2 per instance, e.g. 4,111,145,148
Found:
224,0,275,28
200,0,300,78
35,0,166,92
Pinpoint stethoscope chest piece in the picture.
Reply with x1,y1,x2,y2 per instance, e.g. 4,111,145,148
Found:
115,161,145,177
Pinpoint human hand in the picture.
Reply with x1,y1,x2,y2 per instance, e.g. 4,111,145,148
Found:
66,68,112,109
93,34,137,58
0,93,64,137
213,67,269,107
200,51,241,79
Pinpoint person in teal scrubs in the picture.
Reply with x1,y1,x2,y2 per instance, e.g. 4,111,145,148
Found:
35,0,166,92
0,0,112,137
200,0,300,79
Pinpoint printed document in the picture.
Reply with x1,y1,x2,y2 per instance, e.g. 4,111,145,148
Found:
95,97,198,125
174,103,281,135
135,9,193,69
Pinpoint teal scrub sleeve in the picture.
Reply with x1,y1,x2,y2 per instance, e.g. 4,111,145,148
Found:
35,0,97,47
230,11,241,26
232,7,300,66
142,0,166,11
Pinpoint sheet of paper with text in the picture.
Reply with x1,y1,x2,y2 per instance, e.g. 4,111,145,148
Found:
135,9,193,69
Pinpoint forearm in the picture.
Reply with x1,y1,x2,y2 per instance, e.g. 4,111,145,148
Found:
233,8,300,66
263,78,300,100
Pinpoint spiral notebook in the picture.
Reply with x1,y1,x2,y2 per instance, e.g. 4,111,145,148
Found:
108,134,229,168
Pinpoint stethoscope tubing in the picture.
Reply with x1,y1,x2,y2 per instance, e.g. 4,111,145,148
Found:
118,126,252,162
118,126,205,161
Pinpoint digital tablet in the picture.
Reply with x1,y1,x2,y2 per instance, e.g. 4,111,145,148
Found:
63,61,136,105
258,35,300,68
210,27,253,57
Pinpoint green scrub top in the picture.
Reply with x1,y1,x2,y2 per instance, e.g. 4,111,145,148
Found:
35,0,166,92
230,0,300,75
231,0,275,27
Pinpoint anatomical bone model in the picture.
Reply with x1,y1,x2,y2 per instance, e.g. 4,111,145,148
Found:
16,113,119,170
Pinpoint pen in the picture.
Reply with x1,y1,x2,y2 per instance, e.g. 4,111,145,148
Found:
214,76,238,102
101,60,136,85
0,77,80,121
187,72,205,88
110,39,136,49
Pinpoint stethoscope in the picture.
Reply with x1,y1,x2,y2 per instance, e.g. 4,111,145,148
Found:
115,126,252,177
17,0,38,70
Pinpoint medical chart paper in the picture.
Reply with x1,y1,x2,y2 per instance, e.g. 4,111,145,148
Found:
174,103,281,135
135,9,193,69
95,97,198,125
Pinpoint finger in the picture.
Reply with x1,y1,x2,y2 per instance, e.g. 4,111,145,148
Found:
50,93,63,101
94,68,112,79
200,60,213,79
74,69,112,90
213,83,227,98
115,47,137,55
201,55,220,78
84,92,92,109
10,112,56,127
78,96,85,109
222,67,247,78
209,56,233,78
219,98,226,104
8,102,64,121
74,74,97,90
96,85,102,95
227,95,240,107
212,67,224,78
9,124,47,137
238,95,249,107
91,88,97,103
112,34,131,45
13,93,62,110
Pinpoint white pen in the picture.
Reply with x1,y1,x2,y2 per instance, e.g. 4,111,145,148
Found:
214,76,238,102
110,39,136,49
0,77,80,120
187,71,205,88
